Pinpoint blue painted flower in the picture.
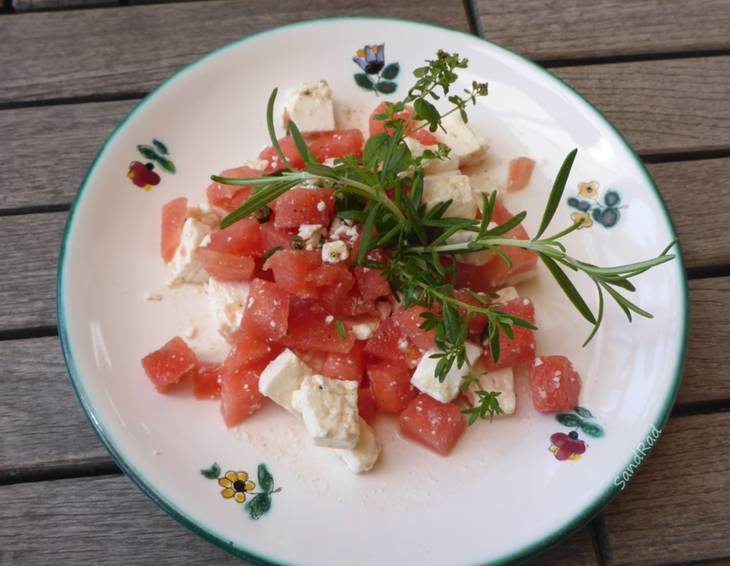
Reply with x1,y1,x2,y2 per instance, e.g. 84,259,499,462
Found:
353,44,385,75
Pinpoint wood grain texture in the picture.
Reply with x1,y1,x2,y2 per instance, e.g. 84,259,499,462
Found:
527,526,598,566
0,99,136,209
0,212,64,330
648,159,730,269
677,277,730,405
13,0,116,11
0,0,468,104
602,412,730,565
553,57,730,155
477,0,730,62
0,276,725,479
0,470,596,565
0,337,109,479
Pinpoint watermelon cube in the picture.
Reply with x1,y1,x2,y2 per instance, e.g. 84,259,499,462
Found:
529,355,582,413
141,336,197,392
399,394,467,456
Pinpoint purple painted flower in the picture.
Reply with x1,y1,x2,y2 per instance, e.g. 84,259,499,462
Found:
353,44,385,75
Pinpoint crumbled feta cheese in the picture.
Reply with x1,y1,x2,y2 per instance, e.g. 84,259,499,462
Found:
333,417,381,474
206,279,250,339
291,375,360,449
259,349,313,414
283,80,335,133
404,137,460,174
329,218,359,241
297,224,326,250
422,171,478,219
143,291,162,301
534,357,543,367
325,315,334,324
433,112,487,167
183,326,197,339
411,342,482,403
465,367,516,415
350,319,380,340
495,286,520,303
316,200,327,212
167,218,211,287
445,229,494,266
322,240,349,264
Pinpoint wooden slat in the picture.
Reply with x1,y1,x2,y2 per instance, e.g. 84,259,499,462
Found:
0,471,596,565
648,159,730,270
12,0,116,11
0,337,109,480
676,277,730,405
1,277,726,480
602,412,730,565
0,212,63,330
0,157,725,332
552,57,730,156
0,475,246,565
477,0,730,62
0,0,469,104
0,100,135,209
528,527,598,566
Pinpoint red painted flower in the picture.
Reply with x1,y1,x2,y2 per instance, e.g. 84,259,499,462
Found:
549,431,586,461
127,161,160,191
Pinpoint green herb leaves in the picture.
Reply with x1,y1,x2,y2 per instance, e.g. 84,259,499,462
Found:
462,389,503,425
211,49,676,383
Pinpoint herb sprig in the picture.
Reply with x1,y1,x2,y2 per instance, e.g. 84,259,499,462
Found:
211,49,676,389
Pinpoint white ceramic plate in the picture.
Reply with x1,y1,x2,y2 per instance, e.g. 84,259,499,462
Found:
58,17,688,566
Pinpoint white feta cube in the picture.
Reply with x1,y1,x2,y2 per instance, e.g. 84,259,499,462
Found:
445,229,493,266
350,318,380,340
333,417,381,474
469,172,504,199
206,278,250,339
404,137,460,174
283,80,335,133
259,349,313,414
291,375,360,449
434,112,487,167
422,171,478,219
495,286,520,302
465,367,516,415
322,240,349,264
411,341,482,403
167,218,211,287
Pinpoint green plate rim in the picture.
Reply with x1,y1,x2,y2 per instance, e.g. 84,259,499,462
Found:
57,15,689,566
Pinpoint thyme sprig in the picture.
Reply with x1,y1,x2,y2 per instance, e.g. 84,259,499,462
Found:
211,50,676,388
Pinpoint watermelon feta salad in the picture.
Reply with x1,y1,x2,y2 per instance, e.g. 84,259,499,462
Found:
141,54,674,474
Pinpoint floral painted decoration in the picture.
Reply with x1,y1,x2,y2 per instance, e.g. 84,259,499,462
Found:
127,139,176,191
549,406,604,461
201,462,282,520
567,180,624,228
352,43,400,95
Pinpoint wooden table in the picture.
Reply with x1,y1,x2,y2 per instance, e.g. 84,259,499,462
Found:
1,1,729,564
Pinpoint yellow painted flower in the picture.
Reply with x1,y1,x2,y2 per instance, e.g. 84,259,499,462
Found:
578,181,599,199
571,211,593,229
218,471,256,504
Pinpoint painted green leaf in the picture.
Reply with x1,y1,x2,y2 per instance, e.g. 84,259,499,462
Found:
580,420,605,438
246,492,272,520
137,145,177,174
257,463,274,492
354,73,375,91
200,462,221,479
381,63,400,80
375,81,397,94
574,406,594,419
556,413,582,428
152,139,169,155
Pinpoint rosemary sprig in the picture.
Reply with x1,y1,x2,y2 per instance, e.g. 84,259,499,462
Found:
212,50,676,386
